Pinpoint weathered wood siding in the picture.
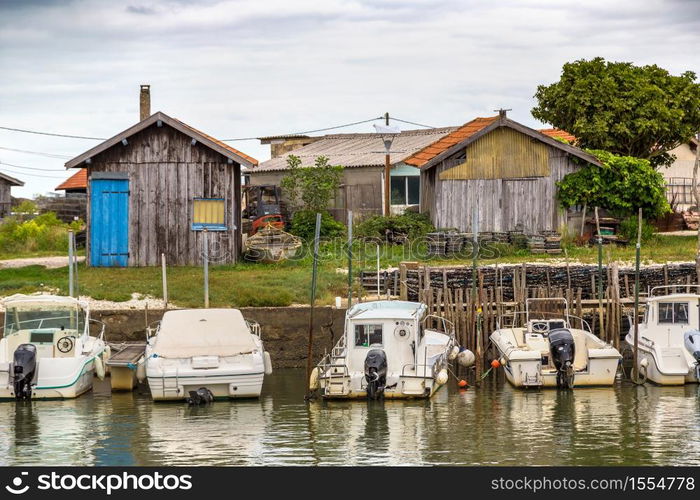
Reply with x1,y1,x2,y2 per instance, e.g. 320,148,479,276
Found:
421,128,581,233
86,124,241,266
0,181,11,218
249,166,383,223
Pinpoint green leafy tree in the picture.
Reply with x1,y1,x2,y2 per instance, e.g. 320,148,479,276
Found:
532,58,700,167
280,155,344,213
557,150,670,219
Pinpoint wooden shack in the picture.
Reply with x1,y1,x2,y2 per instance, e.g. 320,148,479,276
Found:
65,111,257,267
405,111,600,233
0,172,24,218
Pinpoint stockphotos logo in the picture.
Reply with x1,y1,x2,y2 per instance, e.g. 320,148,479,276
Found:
4,471,193,496
5,472,29,495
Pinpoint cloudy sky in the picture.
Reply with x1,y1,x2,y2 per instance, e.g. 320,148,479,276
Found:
0,0,698,197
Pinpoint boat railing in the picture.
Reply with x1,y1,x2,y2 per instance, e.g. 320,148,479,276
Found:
498,311,592,333
145,320,162,342
422,314,456,341
246,320,262,339
88,318,106,341
649,285,700,298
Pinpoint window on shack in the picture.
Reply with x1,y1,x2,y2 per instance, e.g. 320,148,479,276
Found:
658,302,689,324
354,324,383,347
192,198,226,231
390,176,420,206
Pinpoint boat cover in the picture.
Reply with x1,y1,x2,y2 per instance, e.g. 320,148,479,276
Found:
152,309,256,358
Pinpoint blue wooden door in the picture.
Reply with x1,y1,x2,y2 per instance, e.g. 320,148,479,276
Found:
90,178,129,267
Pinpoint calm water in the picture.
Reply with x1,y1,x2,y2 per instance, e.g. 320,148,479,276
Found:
0,369,699,466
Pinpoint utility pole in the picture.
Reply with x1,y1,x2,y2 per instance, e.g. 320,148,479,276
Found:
384,112,391,217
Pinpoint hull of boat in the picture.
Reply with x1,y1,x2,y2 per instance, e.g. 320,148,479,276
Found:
623,338,699,386
147,370,264,401
318,372,445,400
500,356,620,388
0,355,101,400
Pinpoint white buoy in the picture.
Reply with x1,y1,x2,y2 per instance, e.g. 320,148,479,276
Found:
309,367,320,390
448,345,460,361
436,369,448,385
264,351,273,375
103,345,112,375
457,349,475,368
94,355,105,380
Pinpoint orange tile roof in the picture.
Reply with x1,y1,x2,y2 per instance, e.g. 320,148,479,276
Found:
56,168,87,190
404,116,499,167
538,128,576,142
174,118,259,166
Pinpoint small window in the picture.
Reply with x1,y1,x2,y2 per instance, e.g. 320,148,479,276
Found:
390,176,420,206
658,302,689,324
192,198,226,231
354,324,383,347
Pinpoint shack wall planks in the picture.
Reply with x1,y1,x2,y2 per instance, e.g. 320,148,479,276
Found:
85,123,241,266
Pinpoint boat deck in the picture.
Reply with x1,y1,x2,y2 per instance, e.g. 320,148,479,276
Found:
106,342,146,367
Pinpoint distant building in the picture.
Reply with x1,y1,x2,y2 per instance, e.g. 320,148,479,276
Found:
55,168,87,196
65,85,257,267
0,172,24,218
406,111,600,233
660,138,699,211
250,127,458,221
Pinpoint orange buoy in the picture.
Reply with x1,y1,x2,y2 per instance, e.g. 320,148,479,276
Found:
458,379,468,388
491,359,501,369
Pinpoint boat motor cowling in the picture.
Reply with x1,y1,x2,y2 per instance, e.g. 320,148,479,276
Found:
13,344,37,400
548,329,575,388
684,330,700,363
364,349,387,400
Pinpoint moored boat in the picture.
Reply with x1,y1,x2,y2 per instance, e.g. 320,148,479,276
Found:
0,294,107,400
145,309,273,401
490,298,621,388
310,300,471,399
625,286,700,385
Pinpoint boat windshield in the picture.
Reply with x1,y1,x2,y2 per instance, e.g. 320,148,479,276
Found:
658,302,689,324
3,306,85,336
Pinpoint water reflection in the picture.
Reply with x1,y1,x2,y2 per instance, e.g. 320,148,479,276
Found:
0,371,698,466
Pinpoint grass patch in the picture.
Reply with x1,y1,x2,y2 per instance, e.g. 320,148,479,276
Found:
0,233,695,307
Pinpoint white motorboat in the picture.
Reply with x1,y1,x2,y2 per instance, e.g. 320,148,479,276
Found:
0,294,107,400
311,300,467,399
145,309,272,401
490,298,621,388
625,286,700,385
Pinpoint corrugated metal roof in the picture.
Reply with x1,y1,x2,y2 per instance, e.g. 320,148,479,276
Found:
55,168,87,191
251,127,458,172
0,171,24,186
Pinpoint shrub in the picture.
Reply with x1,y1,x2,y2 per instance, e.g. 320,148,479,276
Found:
618,216,655,243
0,211,82,255
354,211,435,243
289,210,346,241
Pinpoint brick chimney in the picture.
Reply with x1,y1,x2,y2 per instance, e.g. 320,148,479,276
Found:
139,85,151,121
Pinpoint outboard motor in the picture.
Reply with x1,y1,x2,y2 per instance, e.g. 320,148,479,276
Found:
13,344,37,401
548,329,576,389
364,349,387,400
186,387,214,406
684,330,700,381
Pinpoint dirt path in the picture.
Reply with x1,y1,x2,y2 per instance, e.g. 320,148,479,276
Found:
0,255,85,269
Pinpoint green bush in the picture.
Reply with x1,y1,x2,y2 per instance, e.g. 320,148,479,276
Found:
618,216,655,243
289,210,346,240
354,211,435,243
0,211,82,255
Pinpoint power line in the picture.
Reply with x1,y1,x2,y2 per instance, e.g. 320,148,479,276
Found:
0,125,106,140
0,160,68,172
390,117,436,129
220,117,384,141
0,146,73,159
0,166,67,179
